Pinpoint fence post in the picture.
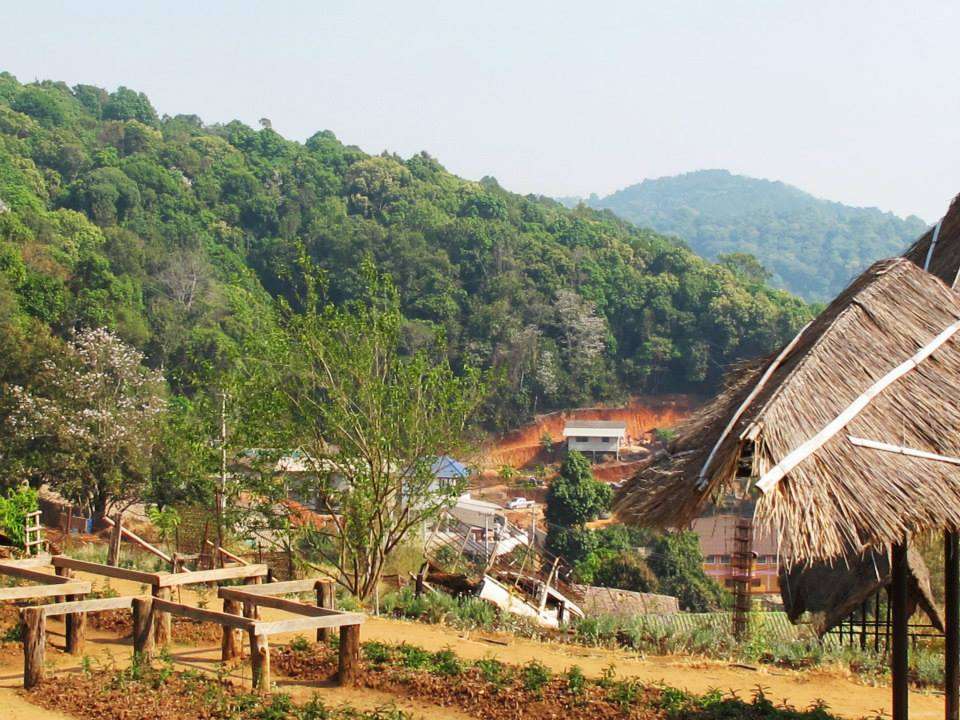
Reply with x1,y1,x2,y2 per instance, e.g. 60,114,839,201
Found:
249,631,270,691
153,584,171,646
315,580,336,643
221,597,242,661
22,606,46,689
55,566,85,655
243,576,262,620
132,597,155,661
337,624,360,686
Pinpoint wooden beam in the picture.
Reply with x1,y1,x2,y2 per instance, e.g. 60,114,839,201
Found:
39,595,135,617
221,578,326,596
0,554,52,568
0,581,91,602
103,516,173,565
52,556,164,586
21,606,45,689
218,587,337,617
0,564,73,585
151,597,255,630
157,563,268,587
205,540,249,566
947,530,959,720
892,540,909,720
253,612,364,636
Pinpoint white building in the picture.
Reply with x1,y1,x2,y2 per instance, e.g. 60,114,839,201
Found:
562,420,627,459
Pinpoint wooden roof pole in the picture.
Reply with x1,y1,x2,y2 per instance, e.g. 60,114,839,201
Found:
756,315,960,494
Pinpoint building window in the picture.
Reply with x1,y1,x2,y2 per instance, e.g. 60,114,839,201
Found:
601,437,610,443
751,578,762,587
576,436,588,442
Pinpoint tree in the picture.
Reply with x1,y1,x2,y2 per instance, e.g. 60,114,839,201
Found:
647,531,728,611
544,450,612,563
274,259,486,600
545,450,612,527
7,328,166,521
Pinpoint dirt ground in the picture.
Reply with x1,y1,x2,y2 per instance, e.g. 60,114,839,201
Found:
0,569,948,720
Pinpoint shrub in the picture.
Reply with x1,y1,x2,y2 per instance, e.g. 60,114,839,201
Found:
521,659,551,697
397,643,434,670
565,665,586,696
432,647,462,676
362,641,393,666
289,635,311,653
475,657,509,689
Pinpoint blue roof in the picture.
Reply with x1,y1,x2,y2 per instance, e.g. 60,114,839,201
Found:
431,455,470,480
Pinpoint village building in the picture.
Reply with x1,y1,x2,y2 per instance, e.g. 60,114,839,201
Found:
693,514,780,596
562,420,627,459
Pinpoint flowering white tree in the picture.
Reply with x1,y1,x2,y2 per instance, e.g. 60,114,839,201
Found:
8,328,166,522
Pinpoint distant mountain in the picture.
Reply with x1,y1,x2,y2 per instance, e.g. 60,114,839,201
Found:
579,170,928,302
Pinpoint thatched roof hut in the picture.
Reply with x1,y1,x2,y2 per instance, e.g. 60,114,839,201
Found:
615,257,960,563
904,193,960,288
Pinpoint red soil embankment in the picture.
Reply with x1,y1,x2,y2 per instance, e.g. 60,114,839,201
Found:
484,395,695,469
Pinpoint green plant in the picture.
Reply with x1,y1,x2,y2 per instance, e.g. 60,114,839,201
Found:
475,657,508,690
290,635,311,653
397,643,433,670
521,659,551,697
565,665,586,696
0,485,38,548
607,678,643,710
362,641,393,666
432,647,462,676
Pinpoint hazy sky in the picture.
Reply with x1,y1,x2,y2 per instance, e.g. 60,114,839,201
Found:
4,1,959,221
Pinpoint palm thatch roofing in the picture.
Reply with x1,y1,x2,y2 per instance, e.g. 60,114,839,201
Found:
615,257,960,563
780,547,943,636
904,193,960,288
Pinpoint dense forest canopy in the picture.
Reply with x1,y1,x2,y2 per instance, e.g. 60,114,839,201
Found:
573,169,928,302
0,74,812,430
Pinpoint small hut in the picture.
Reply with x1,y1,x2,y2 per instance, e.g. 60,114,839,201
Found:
616,256,960,720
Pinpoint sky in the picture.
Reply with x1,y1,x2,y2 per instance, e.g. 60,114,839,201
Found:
3,0,959,222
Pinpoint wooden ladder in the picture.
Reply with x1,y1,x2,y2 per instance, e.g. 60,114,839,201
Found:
23,511,45,555
731,517,754,640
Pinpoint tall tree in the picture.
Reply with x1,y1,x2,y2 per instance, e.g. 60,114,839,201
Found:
274,259,486,600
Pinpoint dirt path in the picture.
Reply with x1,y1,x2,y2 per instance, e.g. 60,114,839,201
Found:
0,572,946,719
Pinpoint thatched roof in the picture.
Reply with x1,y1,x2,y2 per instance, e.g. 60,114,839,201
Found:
780,547,943,635
615,257,960,562
904,193,960,288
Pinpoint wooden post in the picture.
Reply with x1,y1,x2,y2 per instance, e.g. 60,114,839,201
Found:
221,597,242,661
249,631,270,691
56,566,85,655
153,585,171,646
891,539,909,720
243,576,262,620
337,624,360,686
132,597,155,661
316,580,336,643
946,530,960,720
22,606,45,689
106,511,123,566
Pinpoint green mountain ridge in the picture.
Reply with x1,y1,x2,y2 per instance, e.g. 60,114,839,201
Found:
0,74,811,430
570,169,928,302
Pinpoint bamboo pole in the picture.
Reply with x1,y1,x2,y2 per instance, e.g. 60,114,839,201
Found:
221,597,242,661
249,631,270,691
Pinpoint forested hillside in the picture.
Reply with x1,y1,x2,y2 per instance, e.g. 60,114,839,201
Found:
0,75,811,429
581,170,928,302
